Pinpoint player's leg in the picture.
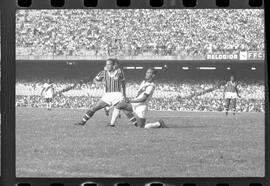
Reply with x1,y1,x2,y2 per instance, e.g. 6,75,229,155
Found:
75,100,108,125
130,114,167,129
136,117,146,128
108,93,125,126
138,105,167,129
144,119,167,129
123,110,138,126
225,98,231,115
110,101,132,126
111,101,135,126
48,98,52,110
104,106,111,116
118,109,121,118
45,98,49,110
133,104,163,128
232,98,236,115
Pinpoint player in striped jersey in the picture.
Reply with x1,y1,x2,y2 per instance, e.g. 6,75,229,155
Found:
110,68,167,129
104,60,124,118
223,76,241,115
74,58,126,126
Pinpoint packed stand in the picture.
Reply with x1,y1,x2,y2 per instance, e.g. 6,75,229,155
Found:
16,9,264,57
16,79,265,112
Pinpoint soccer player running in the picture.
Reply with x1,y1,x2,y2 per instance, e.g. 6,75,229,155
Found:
110,68,167,129
223,75,241,115
41,79,54,110
74,58,126,126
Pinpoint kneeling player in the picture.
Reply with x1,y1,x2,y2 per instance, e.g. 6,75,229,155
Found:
110,68,167,129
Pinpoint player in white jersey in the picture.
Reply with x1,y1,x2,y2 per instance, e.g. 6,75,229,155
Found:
41,79,55,110
110,68,167,128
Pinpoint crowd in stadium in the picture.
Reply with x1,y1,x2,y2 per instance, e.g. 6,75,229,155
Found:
16,80,265,112
16,9,264,57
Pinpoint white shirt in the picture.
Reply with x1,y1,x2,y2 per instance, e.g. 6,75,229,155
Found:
136,80,155,104
43,83,54,98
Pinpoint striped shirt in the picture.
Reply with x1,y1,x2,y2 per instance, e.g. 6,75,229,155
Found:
95,69,124,92
225,81,238,93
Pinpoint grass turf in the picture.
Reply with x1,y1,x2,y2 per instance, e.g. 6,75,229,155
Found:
16,107,264,177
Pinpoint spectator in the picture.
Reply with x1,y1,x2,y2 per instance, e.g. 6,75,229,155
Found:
16,79,265,112
16,9,264,57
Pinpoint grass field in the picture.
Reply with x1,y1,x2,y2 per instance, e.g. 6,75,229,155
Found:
16,107,265,177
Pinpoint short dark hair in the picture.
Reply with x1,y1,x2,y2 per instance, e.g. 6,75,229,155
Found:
149,68,157,76
106,58,115,65
114,58,119,64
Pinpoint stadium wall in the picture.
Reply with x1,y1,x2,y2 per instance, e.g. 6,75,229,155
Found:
16,60,264,81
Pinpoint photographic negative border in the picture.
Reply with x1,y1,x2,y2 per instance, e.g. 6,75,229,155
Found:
1,0,269,185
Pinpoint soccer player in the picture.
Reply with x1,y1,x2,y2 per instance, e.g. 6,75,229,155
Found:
74,58,126,126
223,75,241,115
41,79,54,110
103,60,124,119
110,68,167,129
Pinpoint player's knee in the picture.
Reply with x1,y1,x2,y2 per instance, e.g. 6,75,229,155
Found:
89,106,99,113
137,118,146,128
116,101,125,109
92,102,105,111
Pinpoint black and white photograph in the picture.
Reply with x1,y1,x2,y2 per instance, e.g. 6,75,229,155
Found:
16,9,265,177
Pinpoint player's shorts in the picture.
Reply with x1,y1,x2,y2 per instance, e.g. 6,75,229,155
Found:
131,103,148,119
225,92,237,99
101,92,124,106
45,98,53,103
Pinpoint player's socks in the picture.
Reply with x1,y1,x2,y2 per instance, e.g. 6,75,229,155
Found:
106,123,115,127
82,113,91,123
110,108,120,126
225,108,229,115
144,122,161,129
158,119,167,128
74,120,86,125
76,109,94,125
104,107,110,116
125,112,138,126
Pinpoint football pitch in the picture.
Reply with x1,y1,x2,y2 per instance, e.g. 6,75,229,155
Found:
16,107,265,177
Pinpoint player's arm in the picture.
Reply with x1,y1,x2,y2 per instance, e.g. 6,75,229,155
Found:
79,76,92,85
93,70,105,84
129,93,149,103
223,82,227,99
122,81,126,98
40,87,45,96
236,83,241,98
129,85,154,103
120,70,126,98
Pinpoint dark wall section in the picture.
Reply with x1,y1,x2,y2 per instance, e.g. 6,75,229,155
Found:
16,60,265,81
